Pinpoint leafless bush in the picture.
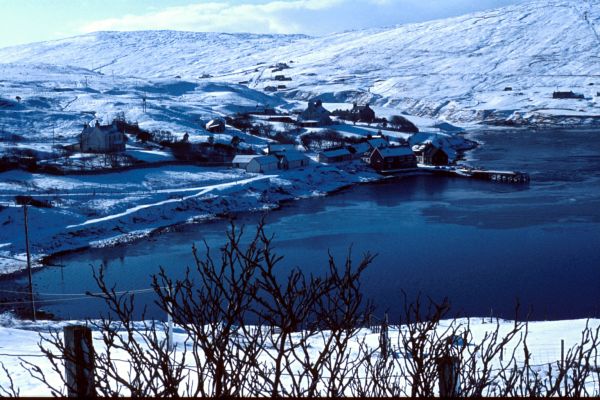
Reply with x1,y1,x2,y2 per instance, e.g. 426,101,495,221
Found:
4,221,600,397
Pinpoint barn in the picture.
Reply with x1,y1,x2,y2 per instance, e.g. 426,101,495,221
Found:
246,155,279,173
279,151,309,170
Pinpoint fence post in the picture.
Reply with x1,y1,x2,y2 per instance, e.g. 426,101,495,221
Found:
437,355,460,397
167,285,174,352
64,325,95,398
379,313,389,358
561,339,567,395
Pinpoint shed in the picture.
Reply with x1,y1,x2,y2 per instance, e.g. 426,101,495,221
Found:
246,155,279,173
368,146,417,171
279,151,309,170
232,154,260,169
317,148,352,163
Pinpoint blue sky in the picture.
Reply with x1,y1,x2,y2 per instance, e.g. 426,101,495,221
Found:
0,0,529,48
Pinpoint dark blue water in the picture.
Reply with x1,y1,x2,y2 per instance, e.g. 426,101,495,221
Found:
5,129,600,321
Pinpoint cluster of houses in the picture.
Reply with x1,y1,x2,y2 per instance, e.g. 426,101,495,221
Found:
74,100,449,176
232,144,309,173
316,136,448,173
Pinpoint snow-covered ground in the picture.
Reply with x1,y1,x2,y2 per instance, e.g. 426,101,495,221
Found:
0,315,597,396
0,160,390,276
1,0,598,128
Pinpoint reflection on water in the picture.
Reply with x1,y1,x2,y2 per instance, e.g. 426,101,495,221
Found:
3,129,600,321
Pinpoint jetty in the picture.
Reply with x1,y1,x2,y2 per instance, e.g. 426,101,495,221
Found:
417,165,530,184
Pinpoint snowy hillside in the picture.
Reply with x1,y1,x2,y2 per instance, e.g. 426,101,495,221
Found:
0,0,598,124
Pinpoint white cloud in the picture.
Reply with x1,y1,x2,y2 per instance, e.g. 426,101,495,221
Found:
79,0,528,36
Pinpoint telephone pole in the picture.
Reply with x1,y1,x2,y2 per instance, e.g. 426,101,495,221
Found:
23,203,36,321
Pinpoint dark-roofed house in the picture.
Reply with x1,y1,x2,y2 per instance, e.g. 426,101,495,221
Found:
279,151,309,170
317,148,352,163
412,143,448,166
246,155,279,173
368,146,417,172
80,120,125,153
298,99,332,126
350,103,376,123
205,118,226,133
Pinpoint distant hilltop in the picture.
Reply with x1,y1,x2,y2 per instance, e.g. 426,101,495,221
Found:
0,0,598,125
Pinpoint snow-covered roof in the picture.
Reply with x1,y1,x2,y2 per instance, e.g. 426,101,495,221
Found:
351,143,371,154
249,155,279,165
267,144,296,153
367,138,388,148
376,146,414,158
321,148,351,157
281,151,308,162
232,155,260,163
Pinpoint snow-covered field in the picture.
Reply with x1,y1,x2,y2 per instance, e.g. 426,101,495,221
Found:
0,315,597,396
1,0,598,129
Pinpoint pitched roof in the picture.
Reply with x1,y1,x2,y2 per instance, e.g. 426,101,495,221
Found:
232,155,260,164
321,148,351,158
375,146,414,158
367,138,388,148
282,151,308,162
250,155,279,165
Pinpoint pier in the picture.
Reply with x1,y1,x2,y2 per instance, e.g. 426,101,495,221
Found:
417,165,530,184
469,169,530,184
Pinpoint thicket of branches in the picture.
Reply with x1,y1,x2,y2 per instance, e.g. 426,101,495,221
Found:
1,221,599,397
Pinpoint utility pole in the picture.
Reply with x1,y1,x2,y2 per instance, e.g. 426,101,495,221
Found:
23,202,36,321
167,285,174,352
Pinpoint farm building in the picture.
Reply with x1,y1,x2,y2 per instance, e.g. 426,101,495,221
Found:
246,155,279,173
205,118,226,133
232,154,260,169
279,151,309,170
552,91,584,99
412,143,449,166
317,148,352,163
298,99,332,126
368,146,417,171
265,144,297,155
80,120,125,153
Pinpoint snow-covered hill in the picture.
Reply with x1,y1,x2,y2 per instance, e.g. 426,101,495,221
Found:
1,0,598,124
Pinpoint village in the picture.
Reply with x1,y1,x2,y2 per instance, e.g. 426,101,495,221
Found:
0,97,482,179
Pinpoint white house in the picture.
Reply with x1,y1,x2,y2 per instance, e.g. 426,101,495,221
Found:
279,151,309,170
246,155,279,173
80,120,125,153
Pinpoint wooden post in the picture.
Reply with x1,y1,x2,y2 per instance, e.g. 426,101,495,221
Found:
23,203,36,322
167,285,174,352
561,339,567,395
64,325,95,398
437,355,460,397
379,313,389,358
